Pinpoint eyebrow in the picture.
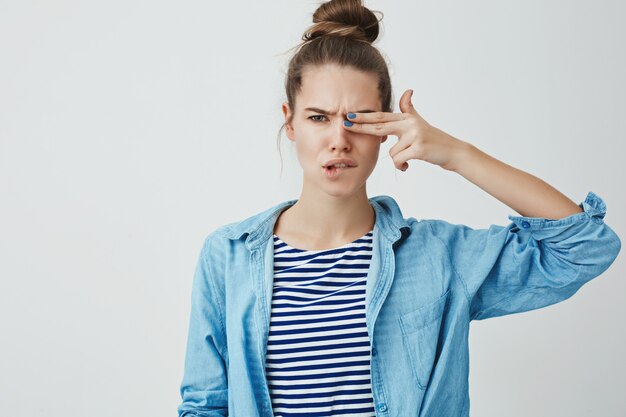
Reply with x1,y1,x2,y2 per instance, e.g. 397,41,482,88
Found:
304,107,377,115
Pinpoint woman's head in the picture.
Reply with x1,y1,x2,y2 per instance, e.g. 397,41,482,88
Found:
278,0,393,198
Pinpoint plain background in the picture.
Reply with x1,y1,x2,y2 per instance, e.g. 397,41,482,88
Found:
1,1,624,416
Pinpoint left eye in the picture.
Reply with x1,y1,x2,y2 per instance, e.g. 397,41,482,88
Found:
308,115,328,122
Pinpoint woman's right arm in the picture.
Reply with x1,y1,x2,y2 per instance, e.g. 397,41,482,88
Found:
177,234,229,417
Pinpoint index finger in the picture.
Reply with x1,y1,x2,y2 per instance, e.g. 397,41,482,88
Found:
346,111,407,123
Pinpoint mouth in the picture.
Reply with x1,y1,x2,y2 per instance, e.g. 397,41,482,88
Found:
323,164,354,177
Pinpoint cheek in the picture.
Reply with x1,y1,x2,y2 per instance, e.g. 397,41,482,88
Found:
294,139,322,163
360,140,381,156
364,144,382,168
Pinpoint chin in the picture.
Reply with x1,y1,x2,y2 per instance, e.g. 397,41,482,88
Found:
320,180,368,199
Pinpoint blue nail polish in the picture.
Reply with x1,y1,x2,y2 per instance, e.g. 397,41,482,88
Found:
343,120,353,127
347,113,356,119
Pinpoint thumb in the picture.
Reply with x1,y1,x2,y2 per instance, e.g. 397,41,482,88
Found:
399,89,424,121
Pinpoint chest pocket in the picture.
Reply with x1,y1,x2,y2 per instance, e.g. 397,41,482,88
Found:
399,288,450,390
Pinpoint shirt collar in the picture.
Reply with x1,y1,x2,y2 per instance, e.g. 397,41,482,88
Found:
219,195,412,250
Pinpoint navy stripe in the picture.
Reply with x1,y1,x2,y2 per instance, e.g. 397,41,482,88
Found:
269,378,372,390
266,349,370,365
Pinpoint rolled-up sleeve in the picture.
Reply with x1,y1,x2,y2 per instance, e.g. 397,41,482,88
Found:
177,234,229,417
427,191,621,321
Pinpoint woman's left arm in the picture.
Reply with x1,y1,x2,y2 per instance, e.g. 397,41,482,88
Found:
344,88,584,219
344,89,620,319
449,140,582,219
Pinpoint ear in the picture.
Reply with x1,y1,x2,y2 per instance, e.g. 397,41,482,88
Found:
282,102,295,141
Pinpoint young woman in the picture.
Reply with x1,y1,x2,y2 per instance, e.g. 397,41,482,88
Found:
177,1,621,416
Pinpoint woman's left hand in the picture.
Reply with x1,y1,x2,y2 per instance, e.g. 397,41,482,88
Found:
343,89,471,172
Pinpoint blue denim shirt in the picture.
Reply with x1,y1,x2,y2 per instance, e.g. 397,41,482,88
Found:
177,191,621,417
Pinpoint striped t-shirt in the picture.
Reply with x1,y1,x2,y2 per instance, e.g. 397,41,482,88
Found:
265,229,376,417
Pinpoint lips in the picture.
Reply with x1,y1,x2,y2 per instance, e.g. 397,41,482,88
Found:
323,158,357,168
323,164,353,178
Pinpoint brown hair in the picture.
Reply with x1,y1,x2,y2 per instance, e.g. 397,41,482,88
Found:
276,0,393,175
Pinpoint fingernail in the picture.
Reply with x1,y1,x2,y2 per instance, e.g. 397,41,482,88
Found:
347,113,356,119
343,120,353,127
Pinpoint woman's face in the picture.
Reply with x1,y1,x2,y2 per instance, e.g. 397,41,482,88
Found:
282,63,388,197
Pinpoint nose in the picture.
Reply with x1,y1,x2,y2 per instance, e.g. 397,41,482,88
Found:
329,115,352,151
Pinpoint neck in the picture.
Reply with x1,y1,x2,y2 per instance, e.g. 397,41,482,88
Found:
280,183,375,242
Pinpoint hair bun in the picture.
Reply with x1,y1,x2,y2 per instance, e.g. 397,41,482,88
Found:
302,0,382,44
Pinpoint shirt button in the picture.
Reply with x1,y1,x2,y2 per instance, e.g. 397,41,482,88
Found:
378,403,387,412
521,221,530,229
372,347,377,356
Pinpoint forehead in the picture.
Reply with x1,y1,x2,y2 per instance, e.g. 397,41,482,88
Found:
296,63,380,111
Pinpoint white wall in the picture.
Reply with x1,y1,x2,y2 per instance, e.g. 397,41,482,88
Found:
1,1,624,416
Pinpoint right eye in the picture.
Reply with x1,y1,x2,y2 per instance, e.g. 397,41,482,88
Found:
308,115,328,122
